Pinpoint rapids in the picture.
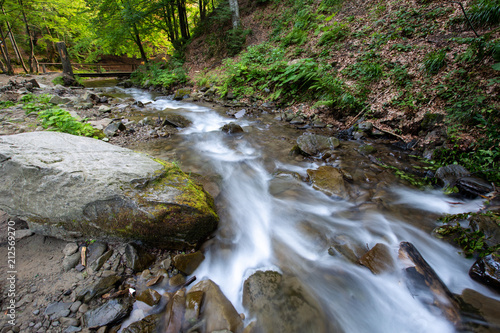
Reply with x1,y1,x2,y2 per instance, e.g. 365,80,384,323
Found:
102,86,498,333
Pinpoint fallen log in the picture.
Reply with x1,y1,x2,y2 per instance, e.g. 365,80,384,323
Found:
399,241,463,327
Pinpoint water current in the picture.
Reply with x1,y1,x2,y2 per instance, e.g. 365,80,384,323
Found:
99,85,498,333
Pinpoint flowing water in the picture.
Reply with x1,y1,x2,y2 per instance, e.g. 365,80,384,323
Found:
99,86,498,332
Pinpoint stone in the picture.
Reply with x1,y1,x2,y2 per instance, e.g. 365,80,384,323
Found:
63,243,79,256
456,176,494,197
243,271,329,333
64,326,82,333
59,317,80,327
173,88,191,100
233,109,246,119
307,166,348,199
359,243,396,274
98,105,112,113
358,121,373,132
435,164,470,188
296,134,340,156
90,249,113,272
328,234,365,263
161,113,192,128
121,313,162,333
83,299,132,329
125,243,155,272
221,123,244,134
63,252,81,271
358,144,377,155
44,302,72,316
163,289,186,332
469,252,500,292
146,275,164,287
14,229,33,239
458,288,500,330
88,118,113,130
161,258,172,269
104,121,126,137
76,275,121,303
189,279,243,333
87,241,108,264
0,132,218,249
81,91,100,104
169,274,186,288
173,251,205,275
70,301,82,313
136,288,162,306
184,290,204,324
49,95,73,105
78,304,89,313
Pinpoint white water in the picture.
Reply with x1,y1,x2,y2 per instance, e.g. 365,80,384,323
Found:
108,87,498,332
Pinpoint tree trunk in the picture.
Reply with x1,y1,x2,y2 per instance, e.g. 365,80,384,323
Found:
198,0,206,21
177,0,189,40
56,41,74,76
18,0,37,73
0,24,14,74
132,25,148,63
1,7,28,73
228,0,241,29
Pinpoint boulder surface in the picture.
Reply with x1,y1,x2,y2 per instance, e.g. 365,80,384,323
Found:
0,132,218,248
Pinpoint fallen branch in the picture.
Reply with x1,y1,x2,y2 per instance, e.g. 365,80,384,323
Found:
372,123,406,142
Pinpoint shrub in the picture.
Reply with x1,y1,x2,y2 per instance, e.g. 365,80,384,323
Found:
318,22,349,45
469,0,500,27
422,49,447,74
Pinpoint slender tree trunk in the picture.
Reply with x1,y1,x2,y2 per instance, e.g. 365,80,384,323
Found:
132,24,148,63
171,1,179,41
162,5,176,44
198,0,206,21
1,7,28,73
18,0,37,73
177,0,189,40
228,0,241,28
0,24,14,74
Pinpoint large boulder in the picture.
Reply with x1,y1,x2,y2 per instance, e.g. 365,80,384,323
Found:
0,132,218,249
296,134,340,156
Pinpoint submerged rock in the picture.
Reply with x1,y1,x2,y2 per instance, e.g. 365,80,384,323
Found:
221,122,244,134
162,113,193,128
307,166,348,199
296,134,340,156
173,251,205,275
242,271,329,333
122,313,162,333
359,243,396,274
435,164,470,188
0,132,218,249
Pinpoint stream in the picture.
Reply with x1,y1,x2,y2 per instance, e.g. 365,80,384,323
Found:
97,84,498,332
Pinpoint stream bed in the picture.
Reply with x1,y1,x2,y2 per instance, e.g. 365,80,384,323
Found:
99,85,498,333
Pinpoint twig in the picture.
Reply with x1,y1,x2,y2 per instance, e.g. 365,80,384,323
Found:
449,1,480,38
372,123,406,142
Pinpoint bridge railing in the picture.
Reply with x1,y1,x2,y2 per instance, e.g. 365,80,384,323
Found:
38,63,138,74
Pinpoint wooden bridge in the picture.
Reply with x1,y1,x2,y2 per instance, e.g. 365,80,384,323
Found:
38,62,138,78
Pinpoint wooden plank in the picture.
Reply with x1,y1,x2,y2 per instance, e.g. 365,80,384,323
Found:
76,72,132,78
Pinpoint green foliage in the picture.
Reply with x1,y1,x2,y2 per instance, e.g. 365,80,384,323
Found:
319,0,345,13
227,28,252,56
318,22,349,46
37,108,98,137
469,0,500,27
0,101,15,108
131,59,187,89
282,28,308,46
312,74,361,113
436,212,500,258
422,49,447,74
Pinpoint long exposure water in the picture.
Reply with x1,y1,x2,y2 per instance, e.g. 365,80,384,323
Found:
99,85,498,332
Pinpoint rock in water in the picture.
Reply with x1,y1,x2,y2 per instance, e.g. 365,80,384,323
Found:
242,271,331,333
0,132,218,249
469,252,500,292
296,133,340,156
83,299,132,328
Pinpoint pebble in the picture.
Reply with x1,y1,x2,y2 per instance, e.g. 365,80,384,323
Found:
60,317,80,327
52,321,60,327
70,301,82,313
33,309,40,315
34,323,42,329
78,304,89,313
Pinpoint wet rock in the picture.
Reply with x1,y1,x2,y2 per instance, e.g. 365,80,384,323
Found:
0,132,218,249
243,271,328,333
290,116,306,125
469,214,500,248
358,144,377,155
63,243,79,256
174,88,191,100
307,166,348,199
104,121,126,137
83,298,132,329
185,290,204,324
359,243,396,274
121,313,162,333
81,91,100,104
169,273,186,288
312,120,326,128
458,288,500,331
173,251,205,275
162,113,192,128
163,289,186,333
146,275,164,287
233,109,246,119
136,288,162,306
125,243,155,272
435,164,470,188
76,274,121,303
221,122,244,134
456,176,494,197
63,252,81,271
328,234,365,263
296,134,340,156
469,252,500,292
189,279,243,333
